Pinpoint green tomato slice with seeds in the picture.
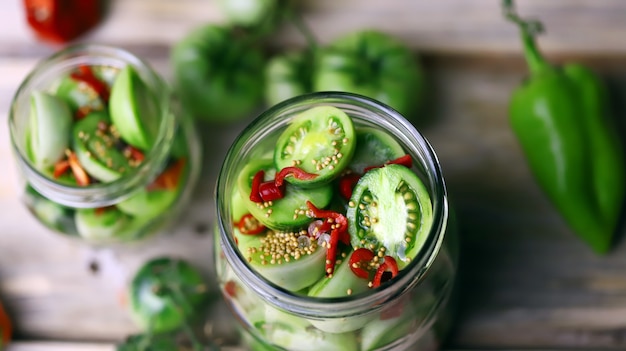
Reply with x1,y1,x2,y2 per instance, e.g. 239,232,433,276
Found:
236,228,327,292
28,91,72,171
109,65,160,151
274,106,356,187
347,164,433,267
73,111,134,182
237,159,333,230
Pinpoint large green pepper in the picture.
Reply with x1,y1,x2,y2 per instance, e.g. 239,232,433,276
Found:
312,30,424,120
504,0,625,253
171,24,265,123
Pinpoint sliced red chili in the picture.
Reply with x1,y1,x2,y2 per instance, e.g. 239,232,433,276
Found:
125,145,145,163
94,206,114,216
237,213,266,235
224,280,238,298
249,170,265,203
67,151,90,186
372,256,400,288
147,158,186,191
306,201,348,276
258,181,285,202
338,173,361,200
70,65,110,102
275,166,318,187
349,248,375,279
52,159,70,178
363,154,413,173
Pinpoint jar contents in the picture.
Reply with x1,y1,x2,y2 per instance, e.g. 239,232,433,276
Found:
23,64,190,243
220,105,453,350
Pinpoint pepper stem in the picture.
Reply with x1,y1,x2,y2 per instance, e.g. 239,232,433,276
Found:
502,0,548,74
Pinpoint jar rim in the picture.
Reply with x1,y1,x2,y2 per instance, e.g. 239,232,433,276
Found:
216,91,449,317
8,44,177,208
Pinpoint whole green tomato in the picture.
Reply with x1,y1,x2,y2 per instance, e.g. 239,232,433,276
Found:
129,257,208,334
171,24,265,123
217,0,277,28
313,30,425,120
264,49,314,106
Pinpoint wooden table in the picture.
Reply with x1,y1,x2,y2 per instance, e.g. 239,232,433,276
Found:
2,0,626,350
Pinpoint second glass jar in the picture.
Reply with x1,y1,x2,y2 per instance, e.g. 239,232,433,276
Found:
8,44,201,244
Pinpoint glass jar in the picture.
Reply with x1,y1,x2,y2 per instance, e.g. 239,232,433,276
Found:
8,44,201,245
214,92,458,351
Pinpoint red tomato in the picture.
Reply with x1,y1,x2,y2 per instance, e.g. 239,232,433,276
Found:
24,0,103,44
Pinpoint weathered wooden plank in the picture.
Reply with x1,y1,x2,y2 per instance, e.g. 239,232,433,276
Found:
2,0,626,55
3,52,626,348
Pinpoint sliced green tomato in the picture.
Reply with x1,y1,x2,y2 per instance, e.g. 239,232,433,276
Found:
109,65,160,150
307,254,369,298
236,228,327,291
347,164,433,267
28,91,72,171
306,257,372,333
116,189,179,219
237,159,333,230
349,127,405,174
274,106,356,187
231,187,249,223
360,292,436,350
74,207,131,241
259,305,358,351
53,74,105,113
24,186,77,235
73,111,133,182
129,257,207,334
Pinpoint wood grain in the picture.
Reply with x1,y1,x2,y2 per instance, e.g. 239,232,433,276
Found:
2,0,626,350
3,0,626,56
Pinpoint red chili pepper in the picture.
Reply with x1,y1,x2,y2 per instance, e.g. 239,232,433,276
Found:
70,65,110,103
224,280,238,298
372,256,399,288
147,158,186,191
67,151,90,186
275,166,318,187
258,181,285,202
363,154,413,173
94,206,114,216
249,170,265,203
52,159,70,178
0,300,11,347
24,0,103,44
306,201,349,276
237,213,266,235
349,248,375,279
338,173,361,200
125,146,145,163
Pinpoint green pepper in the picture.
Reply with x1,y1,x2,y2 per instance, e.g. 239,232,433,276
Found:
504,0,626,253
312,30,424,120
171,24,265,123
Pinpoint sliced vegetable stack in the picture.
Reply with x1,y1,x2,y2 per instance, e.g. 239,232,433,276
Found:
227,105,434,298
24,64,190,242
